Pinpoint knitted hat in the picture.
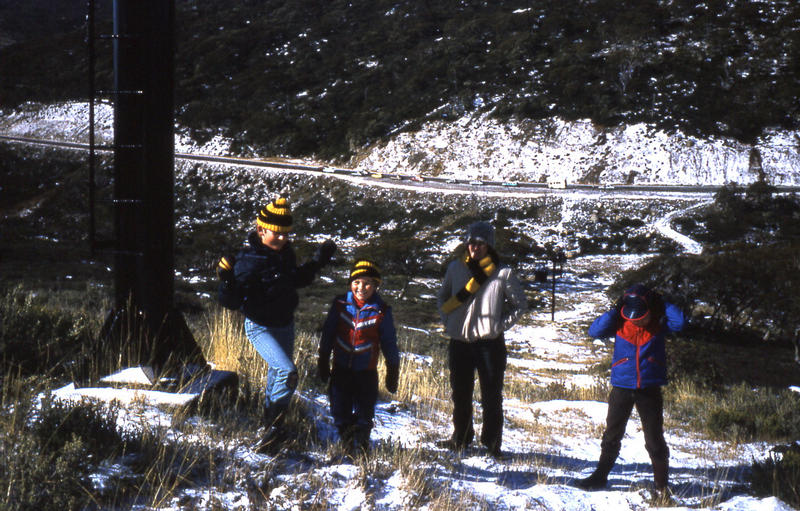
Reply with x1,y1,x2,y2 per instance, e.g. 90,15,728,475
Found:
465,221,495,248
349,259,381,284
621,284,650,321
257,198,293,233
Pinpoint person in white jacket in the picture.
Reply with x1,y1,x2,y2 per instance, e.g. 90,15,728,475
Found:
437,221,528,457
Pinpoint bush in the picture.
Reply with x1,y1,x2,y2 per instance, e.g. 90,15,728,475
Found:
749,442,800,509
0,381,126,511
33,395,125,456
0,433,94,511
0,286,99,381
672,383,800,443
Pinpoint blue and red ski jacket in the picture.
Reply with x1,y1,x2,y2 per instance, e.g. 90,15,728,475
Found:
320,291,400,372
588,301,685,389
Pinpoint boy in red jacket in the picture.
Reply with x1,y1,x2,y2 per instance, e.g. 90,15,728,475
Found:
318,259,401,455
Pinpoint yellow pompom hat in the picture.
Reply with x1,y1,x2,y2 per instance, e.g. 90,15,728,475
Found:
257,197,293,233
349,259,381,284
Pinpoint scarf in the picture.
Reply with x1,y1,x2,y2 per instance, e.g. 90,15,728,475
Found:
441,251,498,314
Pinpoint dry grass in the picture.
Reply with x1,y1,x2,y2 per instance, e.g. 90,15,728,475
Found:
4,298,793,509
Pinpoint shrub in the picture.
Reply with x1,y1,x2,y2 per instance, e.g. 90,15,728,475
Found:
0,380,125,511
749,442,800,509
0,286,99,381
0,433,94,511
33,394,125,456
669,382,800,443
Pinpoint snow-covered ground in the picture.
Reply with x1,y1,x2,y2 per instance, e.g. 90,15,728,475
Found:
49,252,794,511
350,112,800,187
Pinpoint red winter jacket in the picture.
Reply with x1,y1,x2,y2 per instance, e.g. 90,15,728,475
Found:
320,291,400,371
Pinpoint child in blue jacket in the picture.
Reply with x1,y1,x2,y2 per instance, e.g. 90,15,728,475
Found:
577,283,685,497
318,259,401,454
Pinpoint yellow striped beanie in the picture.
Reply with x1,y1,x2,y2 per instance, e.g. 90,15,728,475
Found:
349,259,381,284
256,197,293,233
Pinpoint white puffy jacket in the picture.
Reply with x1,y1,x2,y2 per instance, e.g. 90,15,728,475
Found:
437,258,528,342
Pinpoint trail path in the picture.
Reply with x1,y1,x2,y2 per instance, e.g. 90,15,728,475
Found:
654,200,714,254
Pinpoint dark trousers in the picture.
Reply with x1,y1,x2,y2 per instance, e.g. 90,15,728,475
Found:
448,337,507,451
329,367,379,438
600,386,669,466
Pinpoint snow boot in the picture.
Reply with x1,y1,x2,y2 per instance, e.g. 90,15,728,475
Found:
256,403,289,454
651,458,674,505
576,454,615,490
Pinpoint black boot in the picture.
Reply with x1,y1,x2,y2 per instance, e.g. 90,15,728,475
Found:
256,403,289,454
482,437,504,460
653,458,669,491
340,426,355,453
353,427,371,455
576,453,615,490
436,425,474,451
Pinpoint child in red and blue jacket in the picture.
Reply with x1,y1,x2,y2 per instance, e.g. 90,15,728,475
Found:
318,259,401,454
577,283,685,496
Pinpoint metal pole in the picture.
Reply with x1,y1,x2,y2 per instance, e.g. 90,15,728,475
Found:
108,0,204,373
550,257,556,322
87,0,96,257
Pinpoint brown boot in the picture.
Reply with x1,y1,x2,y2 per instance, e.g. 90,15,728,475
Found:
651,459,675,505
653,458,668,491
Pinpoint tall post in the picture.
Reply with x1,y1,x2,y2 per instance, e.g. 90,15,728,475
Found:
106,0,204,376
550,258,556,322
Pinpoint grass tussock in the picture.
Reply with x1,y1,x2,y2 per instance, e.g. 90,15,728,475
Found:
667,379,800,443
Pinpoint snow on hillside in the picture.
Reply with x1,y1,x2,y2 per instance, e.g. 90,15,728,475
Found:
2,101,800,187
351,111,800,186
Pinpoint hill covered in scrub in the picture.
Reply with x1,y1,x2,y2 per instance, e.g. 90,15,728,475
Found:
1,0,799,160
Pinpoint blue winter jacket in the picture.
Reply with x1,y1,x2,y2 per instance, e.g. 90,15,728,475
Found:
320,291,400,372
588,302,685,389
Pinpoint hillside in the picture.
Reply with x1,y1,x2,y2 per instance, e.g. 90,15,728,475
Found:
2,136,800,509
0,0,798,161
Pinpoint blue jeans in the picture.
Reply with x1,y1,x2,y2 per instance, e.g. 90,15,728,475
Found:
245,319,297,408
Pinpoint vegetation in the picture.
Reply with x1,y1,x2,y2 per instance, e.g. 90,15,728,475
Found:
2,157,800,507
3,117,800,505
609,182,800,350
750,441,800,509
1,1,799,159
